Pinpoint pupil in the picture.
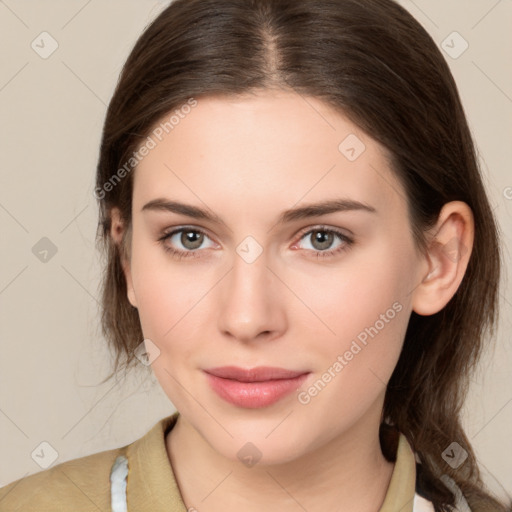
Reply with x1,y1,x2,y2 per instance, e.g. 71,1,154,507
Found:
313,230,332,250
182,231,202,249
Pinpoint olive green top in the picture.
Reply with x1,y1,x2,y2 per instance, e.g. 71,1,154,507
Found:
0,411,431,511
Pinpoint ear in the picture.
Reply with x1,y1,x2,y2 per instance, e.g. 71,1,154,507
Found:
411,201,474,316
110,207,137,309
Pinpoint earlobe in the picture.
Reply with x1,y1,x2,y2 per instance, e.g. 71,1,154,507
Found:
412,201,474,316
110,207,138,309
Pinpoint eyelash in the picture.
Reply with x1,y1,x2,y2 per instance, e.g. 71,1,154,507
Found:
158,225,354,261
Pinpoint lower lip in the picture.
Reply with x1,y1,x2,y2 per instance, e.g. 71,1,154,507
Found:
204,372,310,408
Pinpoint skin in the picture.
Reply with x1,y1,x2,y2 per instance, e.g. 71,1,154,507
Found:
110,88,474,512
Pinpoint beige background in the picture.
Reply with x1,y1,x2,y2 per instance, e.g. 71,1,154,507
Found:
0,0,511,500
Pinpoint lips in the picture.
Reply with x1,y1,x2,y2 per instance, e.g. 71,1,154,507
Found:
203,366,311,408
203,366,308,382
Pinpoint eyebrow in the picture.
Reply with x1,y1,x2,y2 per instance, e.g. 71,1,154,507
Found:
141,197,377,225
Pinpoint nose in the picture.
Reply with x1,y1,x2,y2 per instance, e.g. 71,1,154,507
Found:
216,246,287,343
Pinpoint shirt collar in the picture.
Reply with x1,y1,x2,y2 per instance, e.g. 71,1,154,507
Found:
379,429,417,512
125,411,186,511
125,411,417,512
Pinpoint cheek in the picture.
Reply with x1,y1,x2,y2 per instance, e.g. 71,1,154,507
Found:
296,271,408,425
130,236,196,329
291,248,410,348
291,242,412,399
133,265,201,399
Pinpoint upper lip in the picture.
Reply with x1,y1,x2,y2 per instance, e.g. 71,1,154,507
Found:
204,366,309,382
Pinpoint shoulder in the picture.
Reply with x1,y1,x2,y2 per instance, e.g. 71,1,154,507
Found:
0,413,179,512
0,445,125,512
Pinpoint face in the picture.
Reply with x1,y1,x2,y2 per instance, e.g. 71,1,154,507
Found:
118,89,427,464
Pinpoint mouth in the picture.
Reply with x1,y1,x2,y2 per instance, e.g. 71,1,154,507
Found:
203,366,309,382
203,366,311,408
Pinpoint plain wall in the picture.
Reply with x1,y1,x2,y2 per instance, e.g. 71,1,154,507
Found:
0,0,511,501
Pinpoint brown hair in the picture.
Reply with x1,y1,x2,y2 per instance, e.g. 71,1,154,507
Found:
94,0,510,510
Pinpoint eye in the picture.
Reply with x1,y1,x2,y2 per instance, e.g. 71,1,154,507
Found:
292,226,354,259
158,225,354,261
158,227,217,259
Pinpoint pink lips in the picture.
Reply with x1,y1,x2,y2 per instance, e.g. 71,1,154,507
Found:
204,366,310,408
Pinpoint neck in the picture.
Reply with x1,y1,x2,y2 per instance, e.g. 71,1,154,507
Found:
166,403,395,512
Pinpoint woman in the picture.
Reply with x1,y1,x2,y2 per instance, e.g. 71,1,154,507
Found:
1,0,510,511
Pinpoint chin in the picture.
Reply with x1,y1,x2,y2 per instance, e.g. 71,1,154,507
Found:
206,424,312,467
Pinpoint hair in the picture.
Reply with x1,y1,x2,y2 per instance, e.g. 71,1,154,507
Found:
94,0,510,510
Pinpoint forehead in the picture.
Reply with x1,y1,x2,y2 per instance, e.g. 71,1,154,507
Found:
132,90,406,220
